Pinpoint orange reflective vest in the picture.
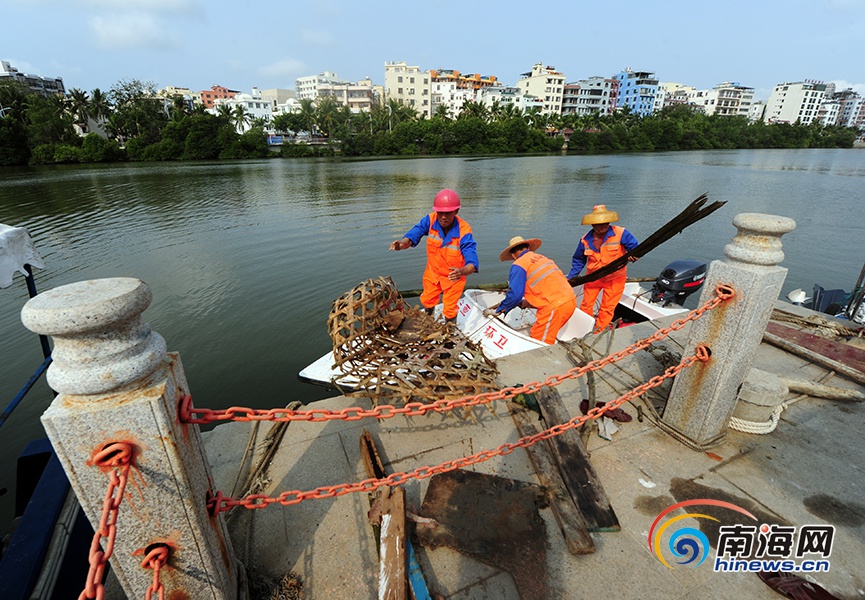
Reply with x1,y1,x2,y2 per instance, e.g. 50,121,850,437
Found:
514,251,574,308
581,225,628,279
425,213,470,277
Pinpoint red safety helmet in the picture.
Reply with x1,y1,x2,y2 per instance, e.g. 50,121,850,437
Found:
433,188,461,212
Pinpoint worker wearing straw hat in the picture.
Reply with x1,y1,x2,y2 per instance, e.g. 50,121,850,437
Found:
490,236,576,344
568,204,639,332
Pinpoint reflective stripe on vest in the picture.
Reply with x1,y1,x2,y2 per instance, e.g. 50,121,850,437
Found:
426,213,470,276
581,225,626,273
514,251,574,308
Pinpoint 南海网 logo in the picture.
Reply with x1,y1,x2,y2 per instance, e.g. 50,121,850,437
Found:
649,499,757,568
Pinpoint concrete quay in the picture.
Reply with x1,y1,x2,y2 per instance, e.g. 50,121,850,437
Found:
203,303,865,600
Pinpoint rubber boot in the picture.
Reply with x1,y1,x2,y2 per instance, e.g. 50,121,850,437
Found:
423,307,434,316
445,316,456,325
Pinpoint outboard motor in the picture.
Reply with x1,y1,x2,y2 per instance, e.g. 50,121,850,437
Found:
650,260,707,306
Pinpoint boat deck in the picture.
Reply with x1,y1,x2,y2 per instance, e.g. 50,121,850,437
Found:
203,301,865,599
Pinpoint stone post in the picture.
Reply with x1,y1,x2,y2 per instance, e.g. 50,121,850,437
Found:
660,213,796,450
22,278,241,599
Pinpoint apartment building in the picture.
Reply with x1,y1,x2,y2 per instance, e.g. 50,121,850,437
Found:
384,61,431,118
614,68,661,116
561,76,619,116
0,60,64,96
209,87,273,132
199,85,239,109
764,80,827,124
659,82,695,109
478,86,543,113
832,88,864,128
259,88,295,110
516,63,565,115
688,82,754,117
295,72,348,101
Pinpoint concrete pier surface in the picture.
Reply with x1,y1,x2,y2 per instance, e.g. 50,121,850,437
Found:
204,302,865,600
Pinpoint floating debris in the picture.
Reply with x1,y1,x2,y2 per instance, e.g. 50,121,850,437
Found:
327,277,498,405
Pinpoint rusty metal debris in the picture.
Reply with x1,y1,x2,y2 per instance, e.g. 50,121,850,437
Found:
327,277,498,405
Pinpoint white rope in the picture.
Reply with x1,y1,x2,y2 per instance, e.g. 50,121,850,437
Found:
728,403,786,434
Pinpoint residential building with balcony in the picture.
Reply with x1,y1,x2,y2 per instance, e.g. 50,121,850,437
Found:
832,88,864,128
516,63,565,115
0,60,64,96
199,85,239,109
430,69,500,92
431,81,476,118
316,79,378,113
688,82,754,117
295,72,348,101
659,82,695,109
561,76,619,116
764,80,827,124
384,61,431,118
749,101,766,123
477,86,543,113
208,87,273,133
614,68,660,116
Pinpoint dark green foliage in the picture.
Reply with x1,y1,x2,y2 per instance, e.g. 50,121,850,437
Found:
80,133,125,162
0,117,30,165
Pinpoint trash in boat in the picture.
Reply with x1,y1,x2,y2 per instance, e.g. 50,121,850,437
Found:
326,277,498,405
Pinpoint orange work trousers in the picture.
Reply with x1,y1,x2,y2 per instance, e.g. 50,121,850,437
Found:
580,274,626,332
420,271,466,319
531,296,577,345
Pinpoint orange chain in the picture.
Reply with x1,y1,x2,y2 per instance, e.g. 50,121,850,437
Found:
207,344,711,516
141,546,169,600
80,442,134,600
183,284,734,427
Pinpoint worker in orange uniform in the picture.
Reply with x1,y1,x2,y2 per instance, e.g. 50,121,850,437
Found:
389,189,478,323
491,236,577,344
567,205,639,333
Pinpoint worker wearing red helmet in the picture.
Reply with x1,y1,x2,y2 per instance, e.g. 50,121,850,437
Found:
389,189,478,322
568,204,639,333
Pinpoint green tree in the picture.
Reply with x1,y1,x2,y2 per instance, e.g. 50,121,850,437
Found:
67,88,91,133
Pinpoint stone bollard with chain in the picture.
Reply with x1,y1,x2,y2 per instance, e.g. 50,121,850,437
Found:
22,278,242,599
660,213,796,450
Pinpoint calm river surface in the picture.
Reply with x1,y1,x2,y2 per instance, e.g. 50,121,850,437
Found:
1,149,863,525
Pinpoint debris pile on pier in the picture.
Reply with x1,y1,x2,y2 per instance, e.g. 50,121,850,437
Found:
327,277,498,405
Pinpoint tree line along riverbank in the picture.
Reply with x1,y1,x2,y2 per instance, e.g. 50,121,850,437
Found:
1,78,859,167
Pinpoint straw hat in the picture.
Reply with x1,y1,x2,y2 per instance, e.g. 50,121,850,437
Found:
499,235,542,261
581,204,619,225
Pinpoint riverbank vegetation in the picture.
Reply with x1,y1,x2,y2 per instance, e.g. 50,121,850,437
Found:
1,78,859,167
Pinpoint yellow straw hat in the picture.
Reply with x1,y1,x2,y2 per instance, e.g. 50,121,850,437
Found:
499,235,542,261
581,204,619,225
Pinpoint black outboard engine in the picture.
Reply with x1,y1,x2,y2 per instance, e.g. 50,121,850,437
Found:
650,260,707,306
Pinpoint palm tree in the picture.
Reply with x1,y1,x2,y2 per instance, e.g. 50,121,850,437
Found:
215,103,233,121
298,98,317,135
232,104,251,133
89,88,112,124
315,96,339,137
67,88,91,133
434,103,452,121
459,100,489,121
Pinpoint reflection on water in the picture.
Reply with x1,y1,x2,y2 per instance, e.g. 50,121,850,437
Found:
1,149,862,526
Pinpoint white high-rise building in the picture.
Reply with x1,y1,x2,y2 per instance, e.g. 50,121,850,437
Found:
516,63,565,115
764,80,828,124
295,72,348,101
688,82,754,117
384,62,431,118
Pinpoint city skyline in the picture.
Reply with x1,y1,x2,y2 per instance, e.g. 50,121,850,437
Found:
4,0,864,102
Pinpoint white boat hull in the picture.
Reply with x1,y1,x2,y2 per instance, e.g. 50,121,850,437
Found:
298,283,689,389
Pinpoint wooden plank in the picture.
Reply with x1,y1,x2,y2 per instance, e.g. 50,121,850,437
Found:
766,321,865,374
360,430,431,600
763,325,865,387
378,486,407,600
509,402,595,554
535,386,621,532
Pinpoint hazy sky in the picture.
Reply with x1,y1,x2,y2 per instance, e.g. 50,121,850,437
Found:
5,0,864,102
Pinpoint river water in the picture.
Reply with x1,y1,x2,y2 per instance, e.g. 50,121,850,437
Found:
1,149,863,525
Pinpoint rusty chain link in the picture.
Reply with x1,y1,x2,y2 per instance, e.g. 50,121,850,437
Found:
206,344,711,516
183,284,733,428
141,545,169,600
79,442,134,600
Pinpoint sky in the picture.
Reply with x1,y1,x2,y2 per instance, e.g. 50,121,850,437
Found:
4,0,865,103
